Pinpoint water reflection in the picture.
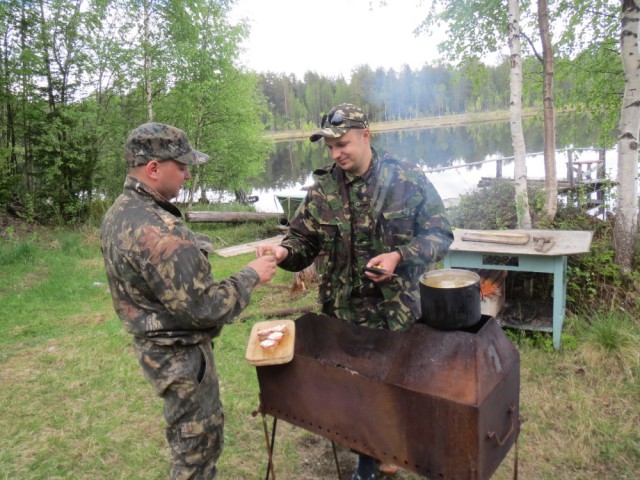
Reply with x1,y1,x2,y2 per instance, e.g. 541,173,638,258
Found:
247,116,610,212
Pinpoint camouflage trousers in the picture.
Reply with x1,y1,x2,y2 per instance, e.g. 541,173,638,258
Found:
134,338,224,480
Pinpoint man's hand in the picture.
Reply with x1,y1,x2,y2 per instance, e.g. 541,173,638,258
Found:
364,251,402,283
248,255,278,284
256,245,289,263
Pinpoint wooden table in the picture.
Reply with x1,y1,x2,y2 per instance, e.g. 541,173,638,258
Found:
443,229,593,349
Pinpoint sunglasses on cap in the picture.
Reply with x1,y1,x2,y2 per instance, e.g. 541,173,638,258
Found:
320,111,367,129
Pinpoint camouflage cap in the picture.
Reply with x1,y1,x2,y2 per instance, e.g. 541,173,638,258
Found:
309,103,370,142
125,122,209,167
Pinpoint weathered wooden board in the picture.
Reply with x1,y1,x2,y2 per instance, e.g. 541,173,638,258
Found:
462,232,530,245
450,229,593,256
214,235,284,257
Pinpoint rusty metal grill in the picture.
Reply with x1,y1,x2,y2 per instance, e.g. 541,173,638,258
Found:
256,313,520,479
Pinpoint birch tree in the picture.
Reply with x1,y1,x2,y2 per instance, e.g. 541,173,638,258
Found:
509,0,532,228
419,0,532,227
420,1,626,225
614,0,640,271
143,0,153,121
537,0,557,220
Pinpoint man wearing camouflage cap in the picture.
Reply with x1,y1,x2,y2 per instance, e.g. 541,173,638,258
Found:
257,103,453,479
101,122,277,479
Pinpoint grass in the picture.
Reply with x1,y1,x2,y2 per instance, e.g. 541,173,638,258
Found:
1,223,639,479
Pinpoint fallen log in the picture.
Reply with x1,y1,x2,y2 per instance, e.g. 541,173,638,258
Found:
186,211,287,224
240,305,316,321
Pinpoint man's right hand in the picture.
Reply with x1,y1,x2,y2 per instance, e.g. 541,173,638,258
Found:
248,255,278,284
256,245,289,263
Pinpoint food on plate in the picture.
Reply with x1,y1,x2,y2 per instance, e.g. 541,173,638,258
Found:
257,323,289,339
259,339,277,349
267,331,284,342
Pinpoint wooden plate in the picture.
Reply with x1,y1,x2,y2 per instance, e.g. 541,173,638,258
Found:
245,319,295,366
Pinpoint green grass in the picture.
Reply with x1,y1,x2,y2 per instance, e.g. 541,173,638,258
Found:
1,225,639,479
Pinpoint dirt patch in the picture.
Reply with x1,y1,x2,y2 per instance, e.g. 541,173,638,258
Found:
285,431,423,479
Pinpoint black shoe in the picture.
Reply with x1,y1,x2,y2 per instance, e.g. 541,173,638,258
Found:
351,454,378,480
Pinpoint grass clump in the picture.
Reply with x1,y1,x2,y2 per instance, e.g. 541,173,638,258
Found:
0,238,37,266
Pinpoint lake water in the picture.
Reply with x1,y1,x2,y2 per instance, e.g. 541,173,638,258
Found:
230,117,616,213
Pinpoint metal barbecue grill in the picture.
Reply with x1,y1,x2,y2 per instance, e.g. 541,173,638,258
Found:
254,312,520,479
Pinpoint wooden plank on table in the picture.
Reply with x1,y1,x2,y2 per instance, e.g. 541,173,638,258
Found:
450,229,593,256
214,235,284,257
462,231,530,245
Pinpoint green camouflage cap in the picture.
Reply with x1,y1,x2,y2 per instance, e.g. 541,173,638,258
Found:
309,103,370,142
125,122,209,167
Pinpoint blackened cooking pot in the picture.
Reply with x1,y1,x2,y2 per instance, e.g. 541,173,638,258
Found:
419,269,481,330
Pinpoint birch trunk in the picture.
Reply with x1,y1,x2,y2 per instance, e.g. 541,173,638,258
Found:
508,0,532,228
614,0,640,272
144,0,153,122
538,0,558,220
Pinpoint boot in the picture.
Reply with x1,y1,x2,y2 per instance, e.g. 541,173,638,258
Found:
351,453,378,480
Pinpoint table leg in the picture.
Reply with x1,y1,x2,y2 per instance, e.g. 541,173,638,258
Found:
552,256,568,350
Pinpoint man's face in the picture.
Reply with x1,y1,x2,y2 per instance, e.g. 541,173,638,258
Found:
324,128,371,176
154,160,191,199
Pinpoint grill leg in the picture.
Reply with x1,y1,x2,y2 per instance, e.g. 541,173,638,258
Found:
331,441,342,479
261,414,277,480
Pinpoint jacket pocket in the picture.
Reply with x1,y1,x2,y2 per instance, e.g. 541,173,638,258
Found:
381,208,415,242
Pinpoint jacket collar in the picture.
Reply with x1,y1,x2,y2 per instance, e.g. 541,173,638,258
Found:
124,175,183,218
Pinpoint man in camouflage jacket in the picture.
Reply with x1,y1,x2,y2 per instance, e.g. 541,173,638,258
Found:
259,103,453,331
101,123,277,479
257,103,453,480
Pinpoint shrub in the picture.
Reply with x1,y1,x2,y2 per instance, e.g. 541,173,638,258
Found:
449,178,546,229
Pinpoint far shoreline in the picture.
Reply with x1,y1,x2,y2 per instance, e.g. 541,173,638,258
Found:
267,108,544,142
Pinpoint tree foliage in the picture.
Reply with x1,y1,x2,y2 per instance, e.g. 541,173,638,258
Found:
0,0,269,222
257,61,518,129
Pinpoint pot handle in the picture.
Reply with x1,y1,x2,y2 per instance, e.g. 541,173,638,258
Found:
487,405,517,446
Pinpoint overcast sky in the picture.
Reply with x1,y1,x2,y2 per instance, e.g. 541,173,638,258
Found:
229,0,444,80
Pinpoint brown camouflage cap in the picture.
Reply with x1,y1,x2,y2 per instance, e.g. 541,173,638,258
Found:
309,103,370,142
125,122,209,167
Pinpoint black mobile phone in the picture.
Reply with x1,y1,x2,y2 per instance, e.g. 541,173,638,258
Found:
364,266,388,275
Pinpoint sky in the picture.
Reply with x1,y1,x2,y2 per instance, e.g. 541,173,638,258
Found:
229,0,443,80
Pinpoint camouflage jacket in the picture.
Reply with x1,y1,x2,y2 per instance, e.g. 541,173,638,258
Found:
278,148,453,330
100,176,259,346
